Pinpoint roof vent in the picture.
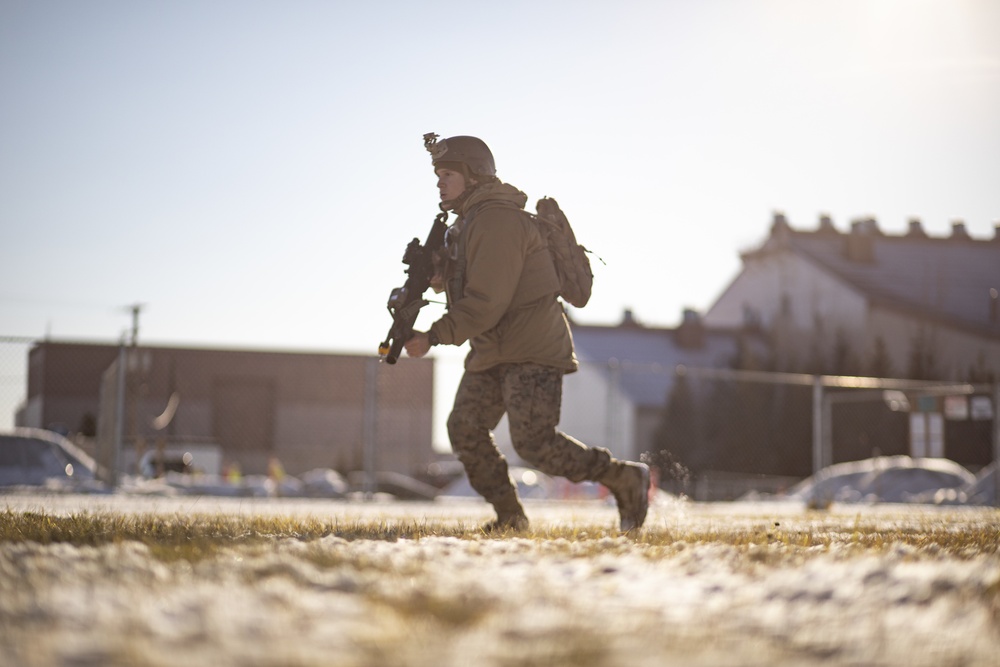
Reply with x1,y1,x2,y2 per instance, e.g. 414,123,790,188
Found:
951,219,971,240
817,214,838,234
676,308,705,349
853,216,879,235
907,217,927,238
766,211,792,249
620,309,641,328
770,210,791,234
845,217,877,263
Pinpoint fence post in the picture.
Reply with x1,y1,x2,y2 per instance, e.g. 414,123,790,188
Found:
362,357,379,499
822,392,834,473
111,341,126,488
812,376,823,476
606,358,621,456
994,383,1000,507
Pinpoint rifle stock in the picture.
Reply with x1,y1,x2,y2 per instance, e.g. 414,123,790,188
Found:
378,212,448,364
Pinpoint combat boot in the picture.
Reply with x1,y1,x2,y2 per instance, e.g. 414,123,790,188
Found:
481,512,529,533
600,461,651,532
482,496,529,533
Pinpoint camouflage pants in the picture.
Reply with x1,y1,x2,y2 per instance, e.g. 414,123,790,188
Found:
446,362,613,507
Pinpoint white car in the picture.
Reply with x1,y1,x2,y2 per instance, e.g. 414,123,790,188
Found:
0,428,98,487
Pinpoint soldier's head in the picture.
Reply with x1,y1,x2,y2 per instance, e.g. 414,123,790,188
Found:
425,133,496,204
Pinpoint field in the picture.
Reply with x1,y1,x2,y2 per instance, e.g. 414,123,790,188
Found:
1,493,998,667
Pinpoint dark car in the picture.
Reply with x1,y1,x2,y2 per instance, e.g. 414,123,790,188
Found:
0,428,98,487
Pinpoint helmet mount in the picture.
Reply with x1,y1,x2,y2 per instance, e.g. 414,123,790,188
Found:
423,132,496,178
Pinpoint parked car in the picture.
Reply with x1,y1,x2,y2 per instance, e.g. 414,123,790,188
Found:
138,450,194,478
0,428,98,487
133,443,223,478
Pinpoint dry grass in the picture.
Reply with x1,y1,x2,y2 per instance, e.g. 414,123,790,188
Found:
2,507,997,565
2,503,998,667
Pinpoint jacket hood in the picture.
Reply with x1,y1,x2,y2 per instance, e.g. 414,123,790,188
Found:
460,181,528,215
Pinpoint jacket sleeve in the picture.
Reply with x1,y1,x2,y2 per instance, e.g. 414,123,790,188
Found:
430,210,529,345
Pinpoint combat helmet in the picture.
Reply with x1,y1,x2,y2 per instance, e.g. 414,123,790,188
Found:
424,133,496,179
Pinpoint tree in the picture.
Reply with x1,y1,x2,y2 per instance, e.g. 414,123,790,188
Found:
867,335,893,378
907,326,940,380
650,373,701,479
966,351,996,384
832,329,862,376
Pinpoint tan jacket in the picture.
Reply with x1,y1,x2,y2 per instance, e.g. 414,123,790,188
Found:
429,182,578,373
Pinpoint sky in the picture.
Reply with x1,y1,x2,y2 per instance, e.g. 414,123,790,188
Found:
2,0,999,436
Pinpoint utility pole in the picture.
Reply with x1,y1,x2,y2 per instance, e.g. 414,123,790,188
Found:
122,302,145,479
125,303,145,346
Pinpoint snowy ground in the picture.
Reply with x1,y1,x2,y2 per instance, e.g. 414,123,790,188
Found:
1,493,999,667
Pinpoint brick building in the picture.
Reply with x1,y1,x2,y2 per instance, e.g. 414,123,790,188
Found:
18,341,435,477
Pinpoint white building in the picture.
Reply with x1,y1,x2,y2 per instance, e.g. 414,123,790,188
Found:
560,309,766,463
705,213,1000,381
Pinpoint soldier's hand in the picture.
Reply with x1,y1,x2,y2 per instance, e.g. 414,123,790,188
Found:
404,331,431,358
430,251,447,294
429,272,445,293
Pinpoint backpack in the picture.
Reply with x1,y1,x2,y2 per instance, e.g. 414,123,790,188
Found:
532,197,596,308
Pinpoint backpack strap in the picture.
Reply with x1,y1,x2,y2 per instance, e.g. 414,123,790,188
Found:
448,200,560,310
508,227,560,310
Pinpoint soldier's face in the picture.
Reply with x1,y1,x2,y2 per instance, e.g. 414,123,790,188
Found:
436,168,468,201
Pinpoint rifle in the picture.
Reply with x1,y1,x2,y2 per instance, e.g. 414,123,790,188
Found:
378,211,449,364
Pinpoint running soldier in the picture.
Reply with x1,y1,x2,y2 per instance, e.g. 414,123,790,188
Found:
404,134,650,532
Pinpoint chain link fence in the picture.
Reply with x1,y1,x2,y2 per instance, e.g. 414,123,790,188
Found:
557,358,998,503
3,337,998,504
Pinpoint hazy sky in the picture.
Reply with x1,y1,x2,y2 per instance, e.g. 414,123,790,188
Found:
2,0,999,434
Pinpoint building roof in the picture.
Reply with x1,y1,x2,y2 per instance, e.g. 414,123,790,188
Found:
744,216,1000,338
569,312,759,408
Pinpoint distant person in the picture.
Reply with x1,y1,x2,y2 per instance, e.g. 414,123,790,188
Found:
404,134,650,532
